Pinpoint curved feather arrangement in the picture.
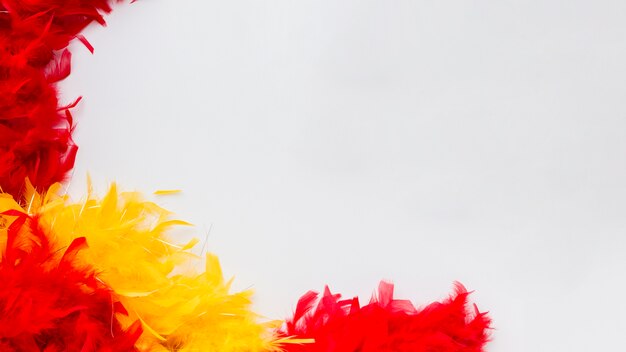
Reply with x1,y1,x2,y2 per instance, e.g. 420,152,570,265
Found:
0,1,492,351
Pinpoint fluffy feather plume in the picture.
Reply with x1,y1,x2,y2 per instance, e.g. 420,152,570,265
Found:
0,199,142,351
0,0,120,197
279,281,491,352
23,183,285,351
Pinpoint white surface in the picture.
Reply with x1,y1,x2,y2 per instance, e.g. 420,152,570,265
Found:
60,1,626,351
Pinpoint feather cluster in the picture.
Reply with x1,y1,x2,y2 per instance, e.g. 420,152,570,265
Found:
0,0,116,197
279,282,491,352
3,183,283,351
0,0,493,351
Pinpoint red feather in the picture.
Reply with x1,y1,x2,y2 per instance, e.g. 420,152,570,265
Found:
0,0,120,197
0,209,142,351
279,281,491,352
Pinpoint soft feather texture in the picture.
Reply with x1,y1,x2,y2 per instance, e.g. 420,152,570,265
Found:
0,0,119,197
279,281,491,352
0,201,142,351
23,183,285,351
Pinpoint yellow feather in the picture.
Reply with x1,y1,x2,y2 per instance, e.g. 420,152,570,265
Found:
154,189,182,196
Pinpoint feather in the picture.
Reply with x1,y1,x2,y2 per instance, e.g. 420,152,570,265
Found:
279,281,492,352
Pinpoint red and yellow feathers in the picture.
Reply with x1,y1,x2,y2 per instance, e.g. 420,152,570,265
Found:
0,184,492,351
0,184,285,351
0,205,142,350
0,1,493,351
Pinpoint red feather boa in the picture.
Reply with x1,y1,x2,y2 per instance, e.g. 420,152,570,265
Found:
280,282,491,352
0,209,142,351
0,0,116,197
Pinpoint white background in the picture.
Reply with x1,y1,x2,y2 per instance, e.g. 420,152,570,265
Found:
61,1,626,351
